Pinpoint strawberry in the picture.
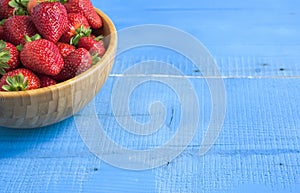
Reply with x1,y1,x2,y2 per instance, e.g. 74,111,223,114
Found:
56,42,75,57
0,0,29,19
0,68,40,91
20,38,64,76
27,0,47,15
64,0,102,29
0,0,14,20
0,26,3,40
3,15,38,46
52,48,91,82
31,2,68,43
39,75,56,87
89,34,96,39
78,36,106,57
90,27,105,37
60,13,90,45
0,40,20,75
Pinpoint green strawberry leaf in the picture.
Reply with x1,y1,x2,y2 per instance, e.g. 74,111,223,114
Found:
2,73,28,91
24,35,32,42
0,41,11,75
23,34,41,44
0,53,10,63
70,26,92,46
14,7,28,16
94,35,104,41
0,62,9,75
91,53,101,65
0,40,6,50
0,19,6,26
9,0,29,16
70,34,80,46
0,62,9,68
0,68,6,76
59,0,68,4
19,0,29,7
16,44,24,52
31,34,42,41
8,0,19,8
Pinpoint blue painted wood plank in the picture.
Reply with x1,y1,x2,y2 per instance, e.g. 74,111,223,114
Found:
110,48,300,77
97,0,300,58
2,77,299,192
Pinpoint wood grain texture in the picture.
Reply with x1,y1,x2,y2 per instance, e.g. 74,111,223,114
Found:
0,9,117,129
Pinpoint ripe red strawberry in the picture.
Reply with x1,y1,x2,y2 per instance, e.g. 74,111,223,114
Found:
27,0,47,15
20,38,64,76
0,19,5,39
60,13,90,44
78,36,106,57
0,0,29,19
64,0,102,29
52,48,92,82
0,25,3,40
39,75,56,87
89,34,96,39
56,42,76,57
0,68,40,91
3,15,38,46
0,40,20,75
31,2,68,43
0,0,14,19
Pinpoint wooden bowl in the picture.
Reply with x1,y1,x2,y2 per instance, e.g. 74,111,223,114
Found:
0,9,117,129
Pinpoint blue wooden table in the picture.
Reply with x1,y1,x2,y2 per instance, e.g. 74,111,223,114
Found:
1,0,300,192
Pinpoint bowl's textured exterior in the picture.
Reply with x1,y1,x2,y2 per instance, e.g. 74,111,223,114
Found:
0,9,117,129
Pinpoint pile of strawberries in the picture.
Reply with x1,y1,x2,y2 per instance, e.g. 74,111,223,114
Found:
0,0,106,91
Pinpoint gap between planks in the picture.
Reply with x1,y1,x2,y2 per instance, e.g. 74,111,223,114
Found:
109,74,300,79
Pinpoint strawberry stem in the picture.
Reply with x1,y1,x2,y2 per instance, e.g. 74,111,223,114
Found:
2,73,29,91
0,41,11,75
